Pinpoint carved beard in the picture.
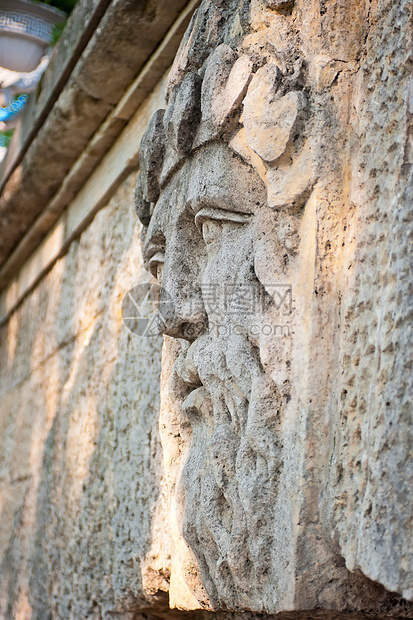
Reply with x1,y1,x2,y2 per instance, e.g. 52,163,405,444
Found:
170,299,285,610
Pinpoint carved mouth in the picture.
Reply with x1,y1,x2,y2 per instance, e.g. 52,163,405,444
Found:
174,340,203,388
173,339,214,423
181,386,209,422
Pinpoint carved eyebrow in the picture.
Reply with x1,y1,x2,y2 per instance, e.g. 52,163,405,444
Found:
194,207,252,231
187,196,254,217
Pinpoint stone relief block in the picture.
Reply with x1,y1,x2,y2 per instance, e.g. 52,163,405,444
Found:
164,72,202,154
132,0,413,615
139,108,166,203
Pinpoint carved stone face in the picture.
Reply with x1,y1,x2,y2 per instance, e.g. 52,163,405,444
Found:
134,1,315,610
142,141,290,610
143,143,267,336
138,138,300,608
132,0,413,614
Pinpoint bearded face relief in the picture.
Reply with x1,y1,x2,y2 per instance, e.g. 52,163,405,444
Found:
129,0,413,614
134,0,318,612
141,146,293,611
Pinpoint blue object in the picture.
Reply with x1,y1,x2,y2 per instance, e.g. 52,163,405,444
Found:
0,94,28,122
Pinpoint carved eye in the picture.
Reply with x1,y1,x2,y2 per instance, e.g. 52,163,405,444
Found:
195,207,252,246
156,262,164,284
148,251,165,282
201,219,223,245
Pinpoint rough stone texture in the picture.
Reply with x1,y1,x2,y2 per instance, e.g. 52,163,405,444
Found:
135,0,413,616
0,175,167,619
0,0,412,618
330,0,413,601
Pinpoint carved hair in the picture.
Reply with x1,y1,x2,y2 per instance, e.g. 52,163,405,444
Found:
135,0,317,227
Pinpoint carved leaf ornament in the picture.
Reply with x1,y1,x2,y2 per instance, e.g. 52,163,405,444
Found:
135,44,316,223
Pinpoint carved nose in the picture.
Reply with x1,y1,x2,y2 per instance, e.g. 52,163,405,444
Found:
157,243,208,342
158,283,207,341
154,222,208,340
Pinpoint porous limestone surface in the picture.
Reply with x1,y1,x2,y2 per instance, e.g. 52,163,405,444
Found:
330,0,413,600
134,0,413,616
0,175,167,619
0,0,412,618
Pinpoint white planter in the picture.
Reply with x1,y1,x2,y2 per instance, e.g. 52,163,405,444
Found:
0,0,66,72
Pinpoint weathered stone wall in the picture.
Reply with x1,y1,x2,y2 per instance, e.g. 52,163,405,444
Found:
0,175,168,619
287,0,413,610
0,0,411,618
331,0,412,598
